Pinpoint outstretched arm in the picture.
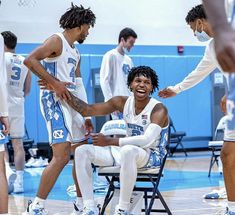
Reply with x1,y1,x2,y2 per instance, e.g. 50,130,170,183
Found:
158,45,216,99
203,0,235,72
67,93,127,117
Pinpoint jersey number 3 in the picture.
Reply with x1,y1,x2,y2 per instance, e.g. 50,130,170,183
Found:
11,66,21,80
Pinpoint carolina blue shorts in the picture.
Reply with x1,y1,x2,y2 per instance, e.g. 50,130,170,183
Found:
40,90,86,145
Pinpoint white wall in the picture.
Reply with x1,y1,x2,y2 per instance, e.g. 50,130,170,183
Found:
0,0,202,45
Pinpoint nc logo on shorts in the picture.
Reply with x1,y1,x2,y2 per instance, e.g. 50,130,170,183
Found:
53,130,64,139
0,132,5,140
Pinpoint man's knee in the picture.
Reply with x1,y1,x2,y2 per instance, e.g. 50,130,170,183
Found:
52,153,70,167
120,145,137,160
75,144,93,160
12,140,24,151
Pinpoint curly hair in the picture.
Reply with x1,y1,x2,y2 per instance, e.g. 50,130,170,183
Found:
127,66,159,95
1,31,17,50
185,4,207,24
60,3,96,29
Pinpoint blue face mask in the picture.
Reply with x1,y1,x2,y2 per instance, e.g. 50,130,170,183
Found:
194,21,211,42
122,47,129,54
195,30,211,42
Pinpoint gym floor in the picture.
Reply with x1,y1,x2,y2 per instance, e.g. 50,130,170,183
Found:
8,151,226,215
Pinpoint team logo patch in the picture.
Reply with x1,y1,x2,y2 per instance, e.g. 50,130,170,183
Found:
53,130,64,139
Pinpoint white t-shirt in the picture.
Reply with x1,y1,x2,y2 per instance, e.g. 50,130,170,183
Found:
100,48,133,101
0,35,8,117
5,52,28,116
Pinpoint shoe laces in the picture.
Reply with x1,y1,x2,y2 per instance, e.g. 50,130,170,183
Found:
115,209,129,215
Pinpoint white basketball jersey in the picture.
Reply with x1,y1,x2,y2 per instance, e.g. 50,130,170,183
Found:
5,52,28,116
42,33,80,93
123,96,168,149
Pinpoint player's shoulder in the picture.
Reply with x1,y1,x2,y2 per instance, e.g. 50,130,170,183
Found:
151,101,168,115
105,49,119,57
43,33,63,47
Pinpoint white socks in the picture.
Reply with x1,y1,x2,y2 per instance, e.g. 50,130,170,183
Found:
76,197,83,209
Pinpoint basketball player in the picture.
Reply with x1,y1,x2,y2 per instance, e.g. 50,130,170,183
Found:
0,33,10,215
66,66,169,215
1,31,31,194
202,1,235,214
22,4,96,215
100,28,137,120
158,3,235,214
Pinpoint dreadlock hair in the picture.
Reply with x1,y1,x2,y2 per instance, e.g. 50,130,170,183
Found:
185,4,207,24
60,3,96,29
118,27,137,43
1,31,17,50
127,66,159,95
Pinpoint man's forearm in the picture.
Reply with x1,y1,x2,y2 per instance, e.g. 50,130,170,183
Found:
67,92,89,117
24,58,58,85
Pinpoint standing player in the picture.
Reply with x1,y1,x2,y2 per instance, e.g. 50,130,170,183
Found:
1,31,31,194
202,1,235,214
22,4,96,214
100,28,137,119
66,66,169,215
0,33,10,215
158,4,235,214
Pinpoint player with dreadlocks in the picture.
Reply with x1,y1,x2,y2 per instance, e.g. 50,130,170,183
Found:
23,3,96,215
65,66,169,215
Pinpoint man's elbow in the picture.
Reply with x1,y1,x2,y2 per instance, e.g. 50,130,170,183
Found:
24,57,34,70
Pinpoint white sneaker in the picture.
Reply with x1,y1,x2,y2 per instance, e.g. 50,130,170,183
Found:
203,188,227,199
22,200,48,215
32,157,48,168
81,206,99,215
70,202,83,215
25,157,36,168
114,207,131,215
13,180,24,193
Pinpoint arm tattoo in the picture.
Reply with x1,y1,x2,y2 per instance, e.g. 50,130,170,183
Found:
31,69,44,80
67,92,89,116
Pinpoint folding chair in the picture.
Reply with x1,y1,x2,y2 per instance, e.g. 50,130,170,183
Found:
98,120,172,215
208,116,227,177
168,117,187,157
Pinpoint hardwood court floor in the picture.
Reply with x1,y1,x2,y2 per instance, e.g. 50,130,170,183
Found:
8,151,227,215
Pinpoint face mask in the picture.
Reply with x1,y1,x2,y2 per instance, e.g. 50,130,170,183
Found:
195,30,211,42
122,47,129,54
195,21,211,42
